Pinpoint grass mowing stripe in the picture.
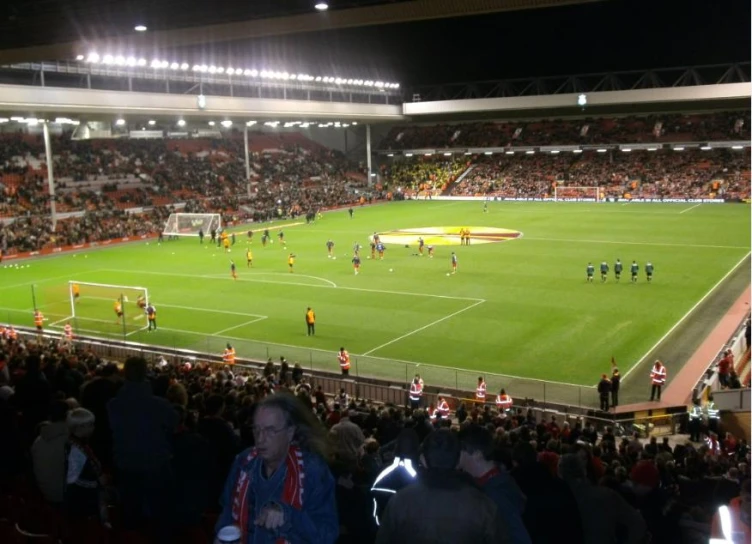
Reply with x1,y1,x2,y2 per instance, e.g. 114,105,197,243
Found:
621,251,752,382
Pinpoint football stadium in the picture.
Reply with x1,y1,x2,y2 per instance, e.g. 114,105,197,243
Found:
0,0,749,542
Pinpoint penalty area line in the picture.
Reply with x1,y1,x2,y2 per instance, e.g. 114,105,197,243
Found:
621,251,751,383
678,203,701,214
362,299,486,356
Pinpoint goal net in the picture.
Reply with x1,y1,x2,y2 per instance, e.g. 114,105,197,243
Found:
553,186,601,202
162,213,221,237
47,281,152,338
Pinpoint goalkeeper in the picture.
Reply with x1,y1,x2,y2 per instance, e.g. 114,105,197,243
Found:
146,303,157,332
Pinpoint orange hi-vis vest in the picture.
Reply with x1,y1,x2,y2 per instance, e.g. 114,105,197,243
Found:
650,364,666,385
436,400,450,418
306,310,315,324
223,348,236,365
496,394,513,410
338,350,351,370
476,381,487,401
34,311,44,327
64,324,73,339
409,381,423,401
7,327,17,340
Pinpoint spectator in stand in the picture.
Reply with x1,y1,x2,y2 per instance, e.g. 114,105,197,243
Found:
107,357,178,536
371,428,420,527
511,441,584,543
717,349,733,389
558,453,647,544
597,374,611,412
64,408,109,525
197,393,242,510
458,424,531,544
80,362,122,467
215,392,338,544
31,399,70,505
376,428,511,544
13,353,54,444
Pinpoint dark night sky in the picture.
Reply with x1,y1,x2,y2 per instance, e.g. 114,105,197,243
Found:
205,0,751,86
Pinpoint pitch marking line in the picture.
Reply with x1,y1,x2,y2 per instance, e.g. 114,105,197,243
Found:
211,317,268,336
621,251,752,383
522,237,748,250
362,299,486,356
102,269,485,303
83,296,267,319
679,203,702,214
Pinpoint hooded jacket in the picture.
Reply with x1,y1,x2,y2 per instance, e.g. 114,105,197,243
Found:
31,421,69,503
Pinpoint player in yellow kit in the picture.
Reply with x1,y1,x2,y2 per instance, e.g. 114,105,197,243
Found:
246,248,253,268
288,253,296,273
114,298,123,324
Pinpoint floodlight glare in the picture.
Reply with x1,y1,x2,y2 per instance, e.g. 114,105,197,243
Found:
86,53,99,62
103,55,114,64
170,62,179,70
137,58,147,66
126,57,137,66
148,120,156,126
250,69,258,77
134,25,147,32
115,119,126,126
208,121,215,126
246,121,257,126
181,63,189,70
226,68,234,75
76,55,84,61
177,119,186,127
315,2,329,11
221,120,232,128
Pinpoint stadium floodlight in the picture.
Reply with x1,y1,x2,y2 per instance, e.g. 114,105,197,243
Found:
250,69,258,77
137,58,147,66
526,150,535,155
0,118,9,123
180,63,189,70
387,153,394,157
573,149,583,154
731,145,744,150
315,2,329,10
148,120,156,126
673,147,685,151
208,66,217,74
647,147,658,151
217,67,225,74
115,119,126,126
170,62,179,70
352,122,357,125
443,152,452,156
26,118,39,126
103,54,114,64
192,65,201,71
246,121,257,126
484,151,493,155
597,149,607,153
10,116,24,122
151,59,161,68
700,146,712,150
208,121,215,126
622,148,631,152
314,76,322,81
76,54,84,61
161,60,169,68
134,24,148,32
550,150,560,154
221,120,232,128
226,68,235,75
126,57,137,66
115,56,126,66
505,151,515,155
177,119,186,127
405,153,413,157
87,53,100,62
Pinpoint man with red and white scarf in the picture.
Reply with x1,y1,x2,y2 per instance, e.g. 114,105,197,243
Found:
215,393,338,544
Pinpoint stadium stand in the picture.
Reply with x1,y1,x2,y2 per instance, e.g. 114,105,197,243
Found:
0,132,371,256
379,111,751,150
0,330,749,544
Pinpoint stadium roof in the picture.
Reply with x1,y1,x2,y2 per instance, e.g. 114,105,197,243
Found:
0,0,601,65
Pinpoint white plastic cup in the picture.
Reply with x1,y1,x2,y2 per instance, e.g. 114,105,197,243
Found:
217,525,242,544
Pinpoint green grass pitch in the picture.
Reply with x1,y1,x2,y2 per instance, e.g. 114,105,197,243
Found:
0,201,749,402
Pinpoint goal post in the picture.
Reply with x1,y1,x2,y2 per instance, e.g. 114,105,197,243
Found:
66,281,150,336
162,213,221,237
554,186,601,202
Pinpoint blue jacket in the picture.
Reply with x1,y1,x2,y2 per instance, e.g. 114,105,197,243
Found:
480,467,531,544
216,447,338,544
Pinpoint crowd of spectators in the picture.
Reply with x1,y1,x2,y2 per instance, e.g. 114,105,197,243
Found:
380,111,750,150
0,132,369,256
390,148,750,201
0,331,749,543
